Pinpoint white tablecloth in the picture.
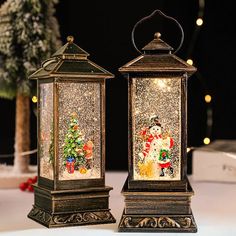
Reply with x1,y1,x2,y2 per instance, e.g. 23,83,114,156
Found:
0,172,235,236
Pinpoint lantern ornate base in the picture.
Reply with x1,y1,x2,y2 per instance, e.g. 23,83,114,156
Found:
28,206,115,228
118,211,197,233
118,178,197,233
28,184,116,228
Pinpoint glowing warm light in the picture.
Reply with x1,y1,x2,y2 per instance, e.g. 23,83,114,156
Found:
187,147,191,153
154,79,166,88
32,96,38,103
205,94,212,103
153,79,172,92
187,59,193,65
203,137,210,145
196,18,203,26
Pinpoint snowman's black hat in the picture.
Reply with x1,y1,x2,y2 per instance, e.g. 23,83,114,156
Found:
149,115,161,128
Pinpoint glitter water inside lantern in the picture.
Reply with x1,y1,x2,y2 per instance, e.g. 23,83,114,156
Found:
58,82,101,180
39,83,54,179
132,78,181,180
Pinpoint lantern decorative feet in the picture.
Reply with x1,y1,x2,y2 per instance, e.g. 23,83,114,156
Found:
118,180,197,232
28,189,115,228
28,36,115,227
118,11,197,233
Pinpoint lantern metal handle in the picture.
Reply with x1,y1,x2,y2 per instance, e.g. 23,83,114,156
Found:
131,9,184,55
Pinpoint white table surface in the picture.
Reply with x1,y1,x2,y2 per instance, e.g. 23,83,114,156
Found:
0,172,236,236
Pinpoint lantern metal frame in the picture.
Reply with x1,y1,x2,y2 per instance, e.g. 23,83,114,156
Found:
28,36,115,228
118,30,197,233
36,78,106,190
127,73,189,191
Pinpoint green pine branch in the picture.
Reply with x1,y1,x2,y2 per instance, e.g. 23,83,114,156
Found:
0,0,61,99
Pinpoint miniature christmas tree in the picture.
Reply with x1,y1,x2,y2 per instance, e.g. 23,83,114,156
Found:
63,113,87,173
0,0,61,173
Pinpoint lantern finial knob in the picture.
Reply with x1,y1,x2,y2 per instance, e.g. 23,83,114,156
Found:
67,35,74,44
154,32,161,39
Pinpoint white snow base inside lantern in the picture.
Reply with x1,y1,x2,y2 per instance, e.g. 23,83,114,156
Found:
0,165,37,189
60,168,100,180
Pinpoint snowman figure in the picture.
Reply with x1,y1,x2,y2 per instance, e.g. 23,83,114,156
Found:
138,116,174,177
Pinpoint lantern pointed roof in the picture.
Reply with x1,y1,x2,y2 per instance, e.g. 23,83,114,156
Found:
52,36,89,57
142,32,173,53
29,36,113,79
119,32,196,76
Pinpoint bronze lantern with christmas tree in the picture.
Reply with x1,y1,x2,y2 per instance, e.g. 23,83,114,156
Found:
118,10,197,233
28,36,115,227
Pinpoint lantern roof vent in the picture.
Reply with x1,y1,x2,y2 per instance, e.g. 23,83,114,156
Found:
142,32,173,54
52,36,90,59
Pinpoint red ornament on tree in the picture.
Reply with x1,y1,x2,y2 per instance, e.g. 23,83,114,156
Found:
73,125,79,130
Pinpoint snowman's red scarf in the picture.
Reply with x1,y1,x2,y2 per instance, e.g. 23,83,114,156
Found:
142,134,162,157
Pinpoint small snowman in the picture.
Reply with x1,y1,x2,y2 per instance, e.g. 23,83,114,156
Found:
139,115,174,177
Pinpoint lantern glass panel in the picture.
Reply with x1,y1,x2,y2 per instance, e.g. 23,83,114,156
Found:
39,82,54,179
58,82,101,180
132,78,181,181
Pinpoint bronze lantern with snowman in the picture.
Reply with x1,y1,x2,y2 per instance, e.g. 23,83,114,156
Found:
118,10,197,233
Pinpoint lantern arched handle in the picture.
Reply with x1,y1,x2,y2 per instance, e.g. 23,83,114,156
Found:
131,9,184,55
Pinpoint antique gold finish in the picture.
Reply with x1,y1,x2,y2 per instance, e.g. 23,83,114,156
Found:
29,206,114,228
67,35,74,43
28,36,115,227
118,31,197,233
119,214,196,232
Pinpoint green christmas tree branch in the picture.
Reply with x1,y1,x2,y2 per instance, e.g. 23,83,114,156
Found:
0,0,61,99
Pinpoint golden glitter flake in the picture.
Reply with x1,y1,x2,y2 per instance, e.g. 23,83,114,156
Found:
132,78,182,181
39,83,54,179
58,82,101,180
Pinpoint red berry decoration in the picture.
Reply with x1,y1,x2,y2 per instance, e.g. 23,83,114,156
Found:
27,185,34,192
19,176,37,192
19,182,28,191
27,178,34,185
32,176,38,183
